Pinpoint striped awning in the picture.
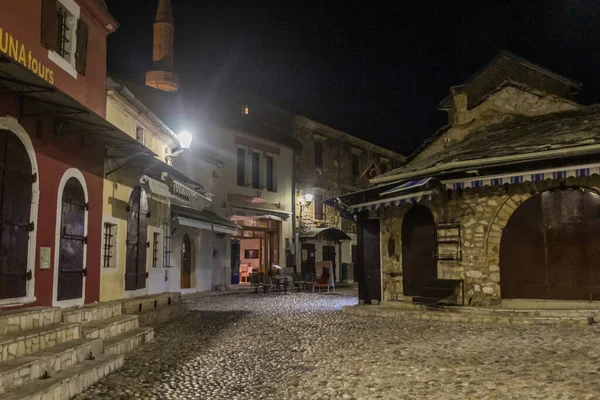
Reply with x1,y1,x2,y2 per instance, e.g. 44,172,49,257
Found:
173,180,212,202
379,177,432,196
140,175,173,198
350,190,432,212
176,217,212,231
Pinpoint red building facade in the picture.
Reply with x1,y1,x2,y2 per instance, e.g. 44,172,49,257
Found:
0,0,140,308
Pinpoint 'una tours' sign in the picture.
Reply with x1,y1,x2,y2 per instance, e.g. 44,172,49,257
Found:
0,26,55,84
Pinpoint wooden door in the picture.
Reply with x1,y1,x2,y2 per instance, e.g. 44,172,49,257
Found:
501,189,600,300
301,243,316,276
351,244,358,282
359,217,381,304
181,234,192,288
323,245,336,282
401,205,437,297
0,130,32,299
231,239,240,284
125,187,148,291
57,178,86,301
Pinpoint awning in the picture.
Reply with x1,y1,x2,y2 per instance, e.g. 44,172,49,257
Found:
379,177,432,196
0,56,151,153
350,190,433,212
107,153,211,201
230,204,292,221
299,228,352,242
140,175,173,198
172,204,240,234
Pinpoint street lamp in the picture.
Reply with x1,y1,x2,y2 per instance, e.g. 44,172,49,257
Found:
304,193,313,206
177,130,193,149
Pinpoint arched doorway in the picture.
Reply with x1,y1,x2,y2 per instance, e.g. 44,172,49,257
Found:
56,177,87,302
181,234,192,289
500,189,600,300
402,205,437,296
125,187,149,291
0,129,33,300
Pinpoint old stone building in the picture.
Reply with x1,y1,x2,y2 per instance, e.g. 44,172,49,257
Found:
294,116,403,282
335,51,600,307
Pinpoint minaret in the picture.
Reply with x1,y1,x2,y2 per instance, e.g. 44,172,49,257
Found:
145,0,179,92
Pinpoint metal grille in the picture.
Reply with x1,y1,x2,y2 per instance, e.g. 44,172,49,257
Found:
163,222,173,268
152,232,160,268
102,223,115,268
57,6,71,60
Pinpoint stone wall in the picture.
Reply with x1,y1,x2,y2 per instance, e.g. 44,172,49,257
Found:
380,176,600,306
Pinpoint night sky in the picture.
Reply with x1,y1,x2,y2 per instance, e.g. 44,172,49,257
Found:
105,1,600,156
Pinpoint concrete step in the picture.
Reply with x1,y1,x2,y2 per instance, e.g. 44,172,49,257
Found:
81,315,138,340
0,307,61,336
0,353,124,400
0,323,80,362
0,338,102,395
121,292,182,315
344,305,591,325
103,327,154,355
137,303,188,327
61,302,122,324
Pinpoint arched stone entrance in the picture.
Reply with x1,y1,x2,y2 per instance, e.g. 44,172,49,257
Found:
500,188,600,300
401,204,437,296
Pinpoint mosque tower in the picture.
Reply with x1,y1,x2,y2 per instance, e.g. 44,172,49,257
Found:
145,0,179,92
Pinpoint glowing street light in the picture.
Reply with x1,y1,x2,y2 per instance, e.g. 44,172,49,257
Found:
178,130,193,149
304,193,314,206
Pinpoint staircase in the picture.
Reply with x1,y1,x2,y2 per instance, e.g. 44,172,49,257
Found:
0,303,154,400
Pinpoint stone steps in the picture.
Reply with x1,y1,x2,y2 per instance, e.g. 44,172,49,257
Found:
62,302,122,324
344,305,592,325
122,292,182,315
0,353,124,400
136,303,188,327
103,327,154,355
0,307,61,335
0,323,80,362
81,315,138,340
0,338,102,395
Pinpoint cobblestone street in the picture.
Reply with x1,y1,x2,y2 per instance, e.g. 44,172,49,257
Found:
74,291,600,400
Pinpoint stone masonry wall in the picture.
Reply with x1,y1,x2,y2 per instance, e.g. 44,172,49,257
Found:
380,176,600,306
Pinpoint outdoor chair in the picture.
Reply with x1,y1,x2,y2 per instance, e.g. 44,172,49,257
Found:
249,273,261,294
292,273,304,293
303,273,314,292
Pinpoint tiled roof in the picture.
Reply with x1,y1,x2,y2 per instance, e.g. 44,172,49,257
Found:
381,104,600,178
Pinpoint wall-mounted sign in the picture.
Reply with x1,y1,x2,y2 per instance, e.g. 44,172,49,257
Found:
0,27,55,84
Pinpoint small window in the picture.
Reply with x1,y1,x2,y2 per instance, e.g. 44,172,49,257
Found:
380,161,389,174
237,148,246,186
136,126,144,144
163,224,173,268
152,232,160,268
314,141,323,168
57,4,74,62
388,236,396,257
252,152,260,189
266,156,275,192
352,153,360,177
314,194,324,221
103,223,117,268
242,105,249,115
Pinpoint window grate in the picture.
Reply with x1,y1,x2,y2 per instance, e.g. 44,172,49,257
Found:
57,6,71,60
152,232,160,268
103,223,116,268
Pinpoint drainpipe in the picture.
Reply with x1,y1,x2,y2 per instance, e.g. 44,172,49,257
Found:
292,148,298,273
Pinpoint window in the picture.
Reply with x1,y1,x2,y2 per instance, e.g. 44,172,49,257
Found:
136,126,145,144
266,156,275,192
152,232,160,268
491,178,503,186
314,194,324,221
103,223,117,268
471,180,483,188
252,152,260,189
42,0,88,76
242,105,249,115
314,141,323,168
352,153,360,178
237,148,246,186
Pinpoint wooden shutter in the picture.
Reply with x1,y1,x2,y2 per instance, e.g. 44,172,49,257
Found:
136,188,149,289
125,187,141,291
76,19,89,75
41,0,58,51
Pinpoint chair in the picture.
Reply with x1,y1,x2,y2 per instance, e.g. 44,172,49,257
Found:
292,273,304,293
240,264,250,283
313,261,335,293
249,272,261,294
303,272,314,292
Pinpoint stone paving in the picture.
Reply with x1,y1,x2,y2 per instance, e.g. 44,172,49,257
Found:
74,290,600,400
